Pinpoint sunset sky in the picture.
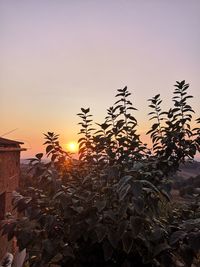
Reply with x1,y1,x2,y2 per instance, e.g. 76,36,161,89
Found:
1,0,200,158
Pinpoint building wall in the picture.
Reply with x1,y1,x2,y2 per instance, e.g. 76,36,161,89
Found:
0,151,20,260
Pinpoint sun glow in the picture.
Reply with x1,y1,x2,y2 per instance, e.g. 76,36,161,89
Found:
66,141,79,153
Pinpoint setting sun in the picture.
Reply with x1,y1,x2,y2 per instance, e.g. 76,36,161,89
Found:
66,141,79,153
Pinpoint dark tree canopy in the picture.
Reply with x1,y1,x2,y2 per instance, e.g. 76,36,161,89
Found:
1,81,200,267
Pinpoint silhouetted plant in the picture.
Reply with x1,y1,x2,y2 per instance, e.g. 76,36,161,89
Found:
1,81,200,267
78,86,147,169
146,81,199,188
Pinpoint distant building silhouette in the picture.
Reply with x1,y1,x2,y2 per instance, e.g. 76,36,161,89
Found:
0,138,25,260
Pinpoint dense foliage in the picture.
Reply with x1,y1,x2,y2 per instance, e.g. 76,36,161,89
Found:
1,81,200,267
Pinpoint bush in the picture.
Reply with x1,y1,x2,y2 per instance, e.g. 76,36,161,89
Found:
1,81,200,267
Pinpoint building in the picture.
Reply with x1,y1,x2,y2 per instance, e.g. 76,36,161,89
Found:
0,137,25,260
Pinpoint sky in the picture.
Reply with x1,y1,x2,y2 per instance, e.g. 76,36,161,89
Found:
0,0,200,158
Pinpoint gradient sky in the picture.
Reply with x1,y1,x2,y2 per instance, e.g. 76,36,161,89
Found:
0,0,200,158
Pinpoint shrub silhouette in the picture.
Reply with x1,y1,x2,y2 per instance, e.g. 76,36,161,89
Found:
1,81,200,267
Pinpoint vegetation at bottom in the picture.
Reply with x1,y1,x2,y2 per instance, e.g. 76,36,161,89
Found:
1,80,200,267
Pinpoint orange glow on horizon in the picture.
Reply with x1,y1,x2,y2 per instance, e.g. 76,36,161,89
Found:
66,141,79,153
